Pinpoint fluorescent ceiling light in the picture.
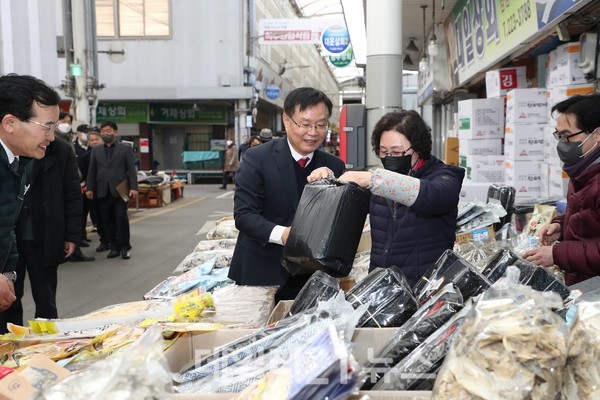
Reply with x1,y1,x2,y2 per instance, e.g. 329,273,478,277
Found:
341,0,367,65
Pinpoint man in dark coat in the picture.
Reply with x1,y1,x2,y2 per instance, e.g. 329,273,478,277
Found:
0,74,60,325
85,120,138,260
0,135,83,326
229,87,345,301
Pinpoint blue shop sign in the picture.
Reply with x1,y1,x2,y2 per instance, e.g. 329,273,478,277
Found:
321,25,350,54
265,85,280,100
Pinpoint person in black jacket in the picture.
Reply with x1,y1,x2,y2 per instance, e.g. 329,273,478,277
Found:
0,133,85,326
0,74,60,325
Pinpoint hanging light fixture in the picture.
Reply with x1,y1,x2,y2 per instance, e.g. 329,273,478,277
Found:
403,54,414,67
428,0,439,57
406,38,419,53
419,5,428,73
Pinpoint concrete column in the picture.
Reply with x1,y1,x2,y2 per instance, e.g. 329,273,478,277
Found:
365,0,403,168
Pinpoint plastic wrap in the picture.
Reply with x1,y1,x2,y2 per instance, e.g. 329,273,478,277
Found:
206,217,239,239
345,266,418,328
453,241,499,271
412,250,491,305
194,239,237,251
433,266,568,400
349,251,370,285
288,270,340,316
173,249,234,274
487,184,515,231
481,248,522,282
283,179,370,278
562,295,600,400
361,283,464,390
373,300,474,391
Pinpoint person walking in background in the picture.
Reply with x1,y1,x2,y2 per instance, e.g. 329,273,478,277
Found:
86,120,138,260
238,134,249,161
74,124,92,246
54,111,73,143
249,135,262,148
2,133,86,326
229,87,345,301
0,73,60,331
258,128,273,143
220,139,239,190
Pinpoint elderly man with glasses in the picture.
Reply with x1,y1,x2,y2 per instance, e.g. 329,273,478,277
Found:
229,87,345,301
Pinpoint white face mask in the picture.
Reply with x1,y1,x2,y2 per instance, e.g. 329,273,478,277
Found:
58,123,71,134
226,140,233,146
81,133,88,142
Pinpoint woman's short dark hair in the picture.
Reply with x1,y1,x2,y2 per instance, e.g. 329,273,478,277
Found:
552,92,600,133
371,110,432,158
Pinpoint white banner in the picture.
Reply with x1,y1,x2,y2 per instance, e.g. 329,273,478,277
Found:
258,19,342,45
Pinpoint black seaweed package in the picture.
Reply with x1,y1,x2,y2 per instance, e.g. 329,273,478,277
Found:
288,270,340,316
361,283,464,390
345,266,418,328
481,248,521,283
522,264,570,300
413,250,491,305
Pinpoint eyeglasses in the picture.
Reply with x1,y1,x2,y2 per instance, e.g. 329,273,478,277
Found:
26,120,58,137
287,114,329,133
552,128,586,141
375,146,412,158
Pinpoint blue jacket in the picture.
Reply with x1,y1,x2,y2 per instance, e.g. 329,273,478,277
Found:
369,156,464,286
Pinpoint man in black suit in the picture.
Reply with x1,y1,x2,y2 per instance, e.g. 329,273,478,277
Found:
229,87,345,301
85,120,138,260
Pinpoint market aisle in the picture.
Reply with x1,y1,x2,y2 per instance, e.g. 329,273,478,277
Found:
20,184,235,323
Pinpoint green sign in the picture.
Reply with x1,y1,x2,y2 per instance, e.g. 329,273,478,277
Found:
149,103,227,124
96,102,148,123
329,47,353,67
70,64,83,77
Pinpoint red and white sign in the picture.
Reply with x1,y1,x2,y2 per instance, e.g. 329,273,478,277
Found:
140,138,149,153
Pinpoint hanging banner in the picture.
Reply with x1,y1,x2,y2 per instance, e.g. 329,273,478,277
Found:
321,25,350,54
148,103,227,124
329,47,354,67
258,19,342,45
446,0,583,86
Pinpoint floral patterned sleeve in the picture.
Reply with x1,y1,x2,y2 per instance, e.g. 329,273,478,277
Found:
369,168,421,206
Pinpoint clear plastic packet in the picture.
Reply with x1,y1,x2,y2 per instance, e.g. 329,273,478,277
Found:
194,238,238,252
413,250,491,305
288,270,340,316
36,326,172,399
373,299,475,391
345,266,418,328
456,202,487,226
432,266,568,400
453,241,499,272
524,204,556,237
173,249,234,274
361,283,464,390
349,251,370,285
457,211,500,233
207,217,239,240
562,294,600,400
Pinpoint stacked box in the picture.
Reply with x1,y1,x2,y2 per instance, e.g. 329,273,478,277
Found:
505,160,542,198
548,164,569,198
504,124,545,161
457,99,504,139
505,88,547,124
546,49,559,89
546,83,596,120
460,155,505,183
556,42,587,86
458,138,503,156
444,137,459,166
543,126,563,167
485,66,527,98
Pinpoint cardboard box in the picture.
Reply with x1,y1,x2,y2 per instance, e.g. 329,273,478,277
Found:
505,160,542,198
556,42,586,86
459,182,491,202
504,124,545,161
444,137,459,166
548,164,569,198
455,226,495,244
543,126,563,166
458,138,502,156
457,98,504,140
0,356,70,400
505,88,547,124
460,155,505,183
547,83,596,120
266,300,293,326
545,49,558,89
485,66,527,98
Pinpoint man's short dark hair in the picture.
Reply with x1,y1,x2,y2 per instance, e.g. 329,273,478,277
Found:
0,73,61,121
100,120,119,131
59,111,73,121
552,92,600,133
371,110,433,158
283,87,333,118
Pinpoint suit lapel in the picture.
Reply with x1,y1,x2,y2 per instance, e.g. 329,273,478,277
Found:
272,139,300,204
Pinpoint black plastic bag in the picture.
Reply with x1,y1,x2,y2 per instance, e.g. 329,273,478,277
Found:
413,250,491,305
361,283,464,390
283,179,370,277
345,266,418,328
486,184,515,231
288,270,340,316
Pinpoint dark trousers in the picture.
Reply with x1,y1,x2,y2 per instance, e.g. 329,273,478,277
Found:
81,194,91,241
91,198,108,245
98,194,131,251
221,171,235,188
0,240,58,330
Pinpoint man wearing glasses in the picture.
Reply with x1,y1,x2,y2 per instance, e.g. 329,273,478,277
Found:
0,74,60,328
229,87,345,301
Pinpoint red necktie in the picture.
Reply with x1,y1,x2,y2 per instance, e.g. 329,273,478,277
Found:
297,157,309,168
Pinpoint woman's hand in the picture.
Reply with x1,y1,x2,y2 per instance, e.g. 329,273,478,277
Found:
338,171,372,188
307,167,334,183
538,222,561,246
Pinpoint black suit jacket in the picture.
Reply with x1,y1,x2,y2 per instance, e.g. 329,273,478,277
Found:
87,141,138,199
229,138,345,286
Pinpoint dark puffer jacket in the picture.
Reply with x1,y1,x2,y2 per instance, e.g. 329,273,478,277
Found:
0,147,30,273
369,156,465,286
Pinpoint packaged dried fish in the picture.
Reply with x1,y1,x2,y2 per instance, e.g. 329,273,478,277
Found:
283,179,370,278
194,238,238,251
373,300,474,391
288,270,340,316
433,266,568,400
413,249,491,305
173,249,234,274
345,266,418,328
206,217,239,240
361,283,464,390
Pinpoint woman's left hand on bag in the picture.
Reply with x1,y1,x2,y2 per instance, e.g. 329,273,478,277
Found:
307,167,334,183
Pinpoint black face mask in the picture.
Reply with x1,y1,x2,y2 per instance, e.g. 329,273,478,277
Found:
101,134,115,144
381,155,412,175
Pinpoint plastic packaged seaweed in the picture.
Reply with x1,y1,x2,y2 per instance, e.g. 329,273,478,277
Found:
345,266,418,328
433,266,568,400
413,250,491,305
283,179,370,278
288,270,340,316
361,283,464,390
